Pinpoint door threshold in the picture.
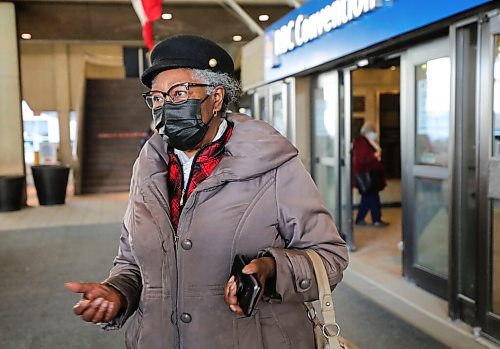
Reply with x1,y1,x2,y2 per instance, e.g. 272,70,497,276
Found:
342,256,500,349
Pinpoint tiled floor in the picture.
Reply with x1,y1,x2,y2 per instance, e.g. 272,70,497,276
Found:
0,186,128,232
353,178,402,205
349,206,500,349
1,185,498,348
352,207,403,277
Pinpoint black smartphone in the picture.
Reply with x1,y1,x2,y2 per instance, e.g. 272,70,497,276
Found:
230,255,262,317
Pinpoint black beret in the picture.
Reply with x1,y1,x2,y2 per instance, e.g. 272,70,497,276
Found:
141,35,235,88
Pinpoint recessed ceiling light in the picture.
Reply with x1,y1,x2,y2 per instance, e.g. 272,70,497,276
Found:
161,13,172,20
232,35,242,42
356,59,369,67
21,33,32,40
258,14,269,22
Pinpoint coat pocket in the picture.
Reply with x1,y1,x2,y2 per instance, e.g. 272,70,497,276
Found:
259,312,292,349
233,312,265,349
125,306,143,349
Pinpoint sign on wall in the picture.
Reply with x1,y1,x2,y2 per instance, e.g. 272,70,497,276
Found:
264,0,493,83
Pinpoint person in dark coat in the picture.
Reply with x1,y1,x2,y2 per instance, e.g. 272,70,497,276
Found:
352,122,389,227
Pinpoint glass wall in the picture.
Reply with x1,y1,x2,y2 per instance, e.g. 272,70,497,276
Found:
22,100,60,165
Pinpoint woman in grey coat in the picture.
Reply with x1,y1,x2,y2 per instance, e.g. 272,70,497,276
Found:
66,35,349,349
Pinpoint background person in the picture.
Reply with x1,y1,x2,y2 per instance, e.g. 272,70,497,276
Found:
65,35,348,349
353,122,388,227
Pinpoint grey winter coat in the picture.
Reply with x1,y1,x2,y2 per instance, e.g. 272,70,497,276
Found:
103,114,349,348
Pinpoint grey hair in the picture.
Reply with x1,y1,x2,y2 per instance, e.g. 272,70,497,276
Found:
360,122,376,135
191,69,241,113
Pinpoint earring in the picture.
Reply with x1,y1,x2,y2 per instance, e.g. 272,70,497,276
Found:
212,110,217,117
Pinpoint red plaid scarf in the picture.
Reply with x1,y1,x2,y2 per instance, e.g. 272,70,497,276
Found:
167,122,233,231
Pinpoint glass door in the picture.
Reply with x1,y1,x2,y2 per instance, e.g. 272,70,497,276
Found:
477,14,500,342
252,81,294,142
312,71,341,227
401,37,451,298
269,81,287,137
311,70,354,248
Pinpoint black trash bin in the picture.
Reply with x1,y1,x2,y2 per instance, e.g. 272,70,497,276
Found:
31,165,70,205
0,175,25,212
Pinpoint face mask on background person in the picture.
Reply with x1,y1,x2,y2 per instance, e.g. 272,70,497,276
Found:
153,95,215,151
367,132,377,142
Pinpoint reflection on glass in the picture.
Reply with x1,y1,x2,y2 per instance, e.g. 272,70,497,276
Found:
414,177,449,278
272,93,286,136
415,57,451,167
313,75,337,158
315,164,339,219
493,36,500,156
493,200,500,314
259,96,268,123
312,72,339,221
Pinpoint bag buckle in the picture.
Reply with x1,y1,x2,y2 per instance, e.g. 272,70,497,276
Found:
307,306,316,321
322,323,341,338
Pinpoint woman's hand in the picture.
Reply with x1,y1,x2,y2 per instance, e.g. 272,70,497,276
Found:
224,256,276,315
65,282,125,324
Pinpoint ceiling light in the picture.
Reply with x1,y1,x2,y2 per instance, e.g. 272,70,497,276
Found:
232,35,242,42
258,14,269,22
356,59,369,67
161,13,172,20
21,33,32,40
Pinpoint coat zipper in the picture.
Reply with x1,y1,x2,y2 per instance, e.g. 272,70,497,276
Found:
177,148,203,211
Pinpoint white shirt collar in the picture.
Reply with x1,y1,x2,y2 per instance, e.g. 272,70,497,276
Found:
174,118,228,188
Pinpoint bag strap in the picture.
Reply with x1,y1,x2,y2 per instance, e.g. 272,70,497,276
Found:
305,249,343,349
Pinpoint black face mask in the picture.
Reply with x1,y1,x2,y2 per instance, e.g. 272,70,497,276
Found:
153,96,214,151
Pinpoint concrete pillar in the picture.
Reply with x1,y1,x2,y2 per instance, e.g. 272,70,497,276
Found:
54,44,73,166
0,2,24,176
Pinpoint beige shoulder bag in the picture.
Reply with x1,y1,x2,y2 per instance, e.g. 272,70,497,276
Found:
304,249,345,349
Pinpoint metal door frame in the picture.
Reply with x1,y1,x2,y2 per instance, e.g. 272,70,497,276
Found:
477,11,500,341
342,68,355,251
448,16,481,325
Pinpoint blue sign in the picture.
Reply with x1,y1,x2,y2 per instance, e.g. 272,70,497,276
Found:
264,0,493,82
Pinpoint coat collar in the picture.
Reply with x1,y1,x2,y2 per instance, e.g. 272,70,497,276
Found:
142,113,298,185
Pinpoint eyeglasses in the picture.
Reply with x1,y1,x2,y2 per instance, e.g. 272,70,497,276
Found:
142,82,213,109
